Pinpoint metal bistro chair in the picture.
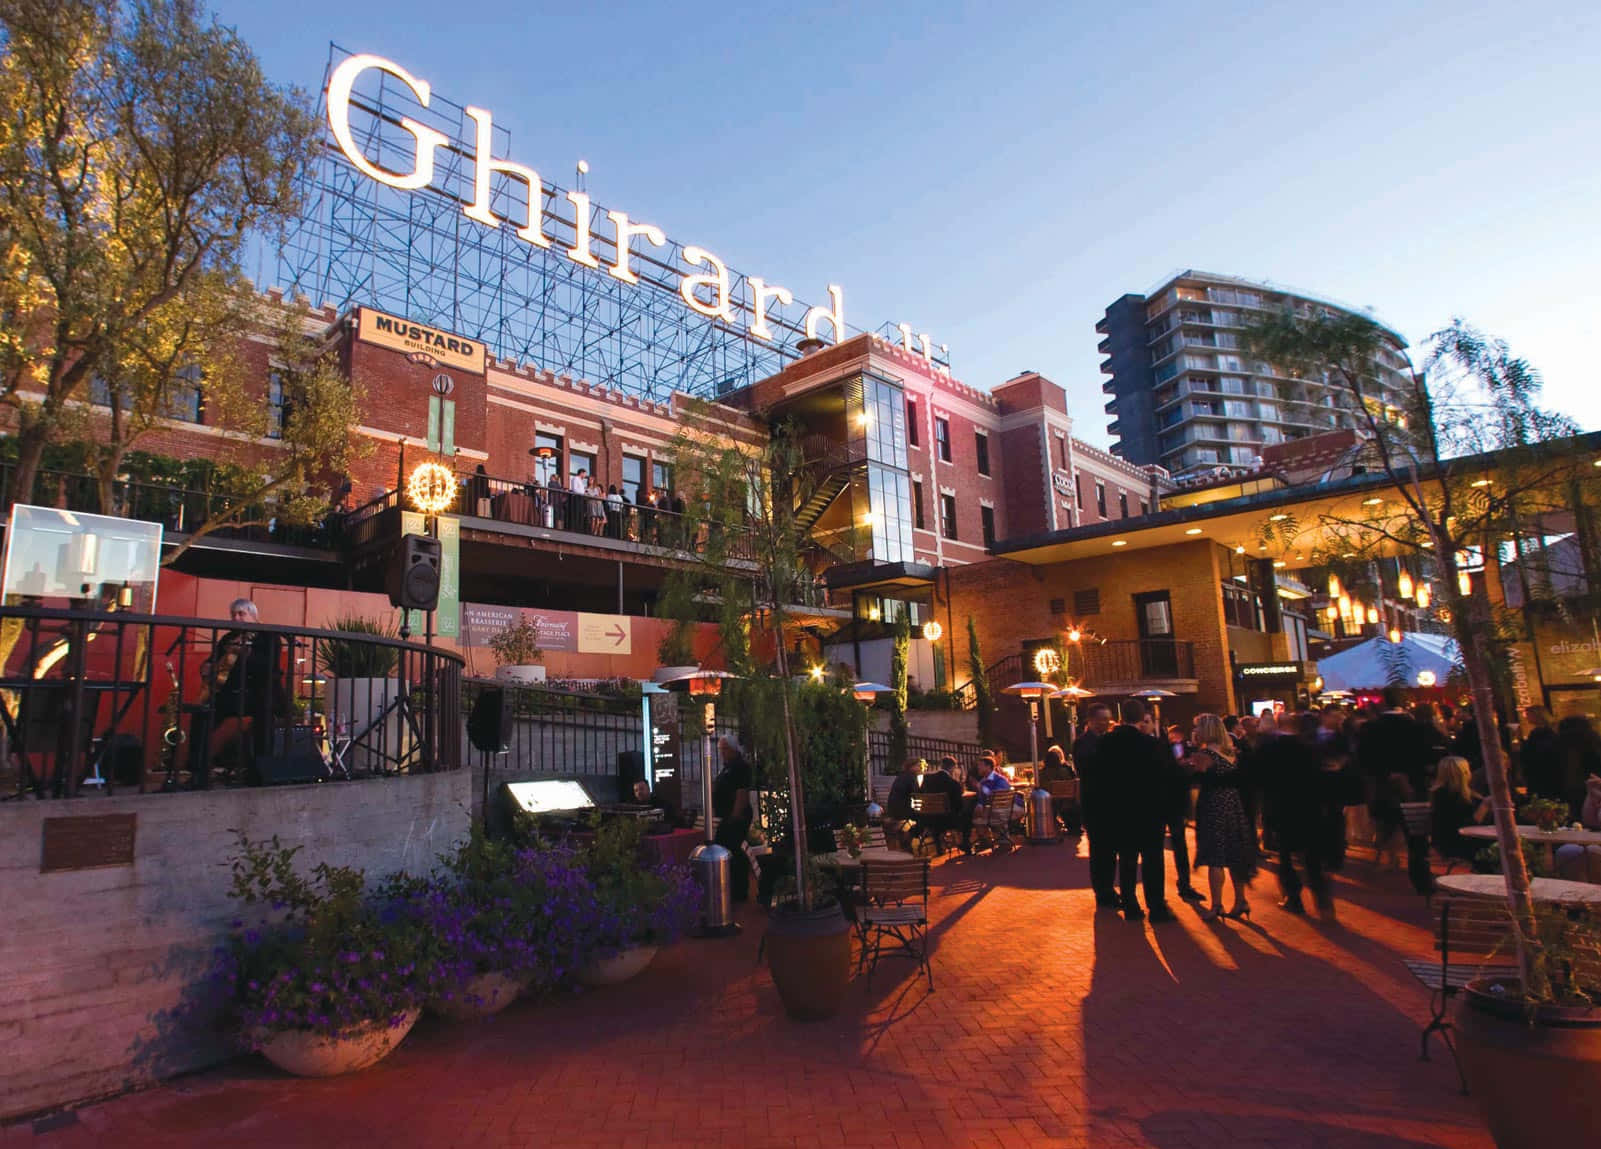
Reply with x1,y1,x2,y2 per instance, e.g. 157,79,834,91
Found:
857,857,933,990
1401,895,1518,1094
973,790,1018,852
1046,778,1081,833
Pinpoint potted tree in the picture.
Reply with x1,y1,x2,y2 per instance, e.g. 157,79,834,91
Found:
1246,312,1601,1145
490,613,546,685
318,615,404,774
659,410,862,1020
211,834,431,1077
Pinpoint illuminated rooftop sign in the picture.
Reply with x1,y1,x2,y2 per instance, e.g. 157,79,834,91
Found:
327,55,846,350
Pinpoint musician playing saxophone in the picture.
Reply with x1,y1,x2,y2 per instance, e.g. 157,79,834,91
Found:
187,598,284,788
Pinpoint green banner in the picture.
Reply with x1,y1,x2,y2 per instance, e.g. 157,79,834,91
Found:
401,511,460,638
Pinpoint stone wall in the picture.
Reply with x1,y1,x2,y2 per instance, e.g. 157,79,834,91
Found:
0,771,472,1121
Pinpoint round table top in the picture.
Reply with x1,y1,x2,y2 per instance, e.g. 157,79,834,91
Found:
1435,873,1601,904
1460,824,1601,846
819,848,915,869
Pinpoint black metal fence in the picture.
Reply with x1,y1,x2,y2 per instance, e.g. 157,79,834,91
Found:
868,730,990,778
0,606,463,798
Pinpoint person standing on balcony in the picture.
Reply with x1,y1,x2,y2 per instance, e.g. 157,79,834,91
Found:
569,468,589,531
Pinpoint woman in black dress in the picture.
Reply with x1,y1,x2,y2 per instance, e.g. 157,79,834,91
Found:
1188,713,1257,920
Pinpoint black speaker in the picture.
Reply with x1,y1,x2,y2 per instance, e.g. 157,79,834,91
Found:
468,688,509,754
100,734,144,787
388,533,442,611
617,749,645,803
251,725,333,786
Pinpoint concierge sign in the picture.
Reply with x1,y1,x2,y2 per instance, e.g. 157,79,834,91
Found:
328,54,846,349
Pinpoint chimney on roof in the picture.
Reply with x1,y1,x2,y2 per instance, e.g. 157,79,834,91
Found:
795,337,826,356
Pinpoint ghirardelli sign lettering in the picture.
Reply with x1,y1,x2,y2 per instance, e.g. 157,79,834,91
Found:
329,55,847,349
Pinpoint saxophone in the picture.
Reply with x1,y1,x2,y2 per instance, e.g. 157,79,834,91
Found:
160,660,186,790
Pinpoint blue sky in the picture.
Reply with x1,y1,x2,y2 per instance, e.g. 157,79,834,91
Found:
211,0,1600,448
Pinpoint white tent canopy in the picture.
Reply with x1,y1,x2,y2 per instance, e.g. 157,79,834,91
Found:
1316,632,1462,692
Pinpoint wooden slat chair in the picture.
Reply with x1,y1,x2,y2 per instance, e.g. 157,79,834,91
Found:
973,790,1018,852
909,792,958,856
1046,779,1081,833
1400,895,1518,1093
856,857,933,990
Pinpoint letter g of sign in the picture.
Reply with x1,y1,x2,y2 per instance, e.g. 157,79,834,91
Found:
326,54,448,191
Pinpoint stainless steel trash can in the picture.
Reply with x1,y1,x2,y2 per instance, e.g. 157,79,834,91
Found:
1026,787,1060,845
689,842,740,936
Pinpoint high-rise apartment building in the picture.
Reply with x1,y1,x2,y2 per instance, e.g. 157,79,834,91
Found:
1099,270,1412,478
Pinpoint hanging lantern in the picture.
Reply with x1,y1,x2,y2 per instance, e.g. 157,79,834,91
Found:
1457,569,1472,596
1327,574,1341,598
1415,583,1432,610
1338,592,1352,618
1397,568,1415,600
1388,626,1402,644
1325,604,1339,621
1366,606,1379,625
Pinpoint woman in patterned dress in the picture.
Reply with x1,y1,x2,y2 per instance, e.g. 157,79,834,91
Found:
1188,713,1257,921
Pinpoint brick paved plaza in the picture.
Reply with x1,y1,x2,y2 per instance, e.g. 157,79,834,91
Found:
5,838,1491,1149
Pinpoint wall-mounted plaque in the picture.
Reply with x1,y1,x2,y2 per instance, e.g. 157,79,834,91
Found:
41,813,137,873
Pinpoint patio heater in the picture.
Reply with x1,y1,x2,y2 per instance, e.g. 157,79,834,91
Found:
1053,684,1096,750
655,667,741,938
1003,681,1058,845
1135,688,1176,729
851,681,893,819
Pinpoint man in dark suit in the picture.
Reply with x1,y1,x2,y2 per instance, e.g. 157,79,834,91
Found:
1096,699,1177,921
1358,685,1438,893
915,756,966,850
1074,704,1120,909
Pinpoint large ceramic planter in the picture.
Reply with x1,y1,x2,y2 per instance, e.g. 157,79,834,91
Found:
1455,979,1601,1149
496,665,547,685
765,901,852,1021
257,1009,420,1077
428,970,532,1021
328,676,409,773
578,944,658,987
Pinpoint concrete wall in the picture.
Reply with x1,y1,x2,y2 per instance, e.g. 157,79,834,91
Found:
0,771,472,1121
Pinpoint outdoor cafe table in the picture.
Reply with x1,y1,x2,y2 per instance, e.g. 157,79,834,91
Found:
1435,873,1601,906
819,847,915,871
1460,824,1601,870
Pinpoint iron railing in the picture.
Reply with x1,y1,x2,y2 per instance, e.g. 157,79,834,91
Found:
0,462,339,549
0,606,463,798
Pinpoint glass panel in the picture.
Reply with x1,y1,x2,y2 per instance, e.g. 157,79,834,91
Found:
621,454,644,503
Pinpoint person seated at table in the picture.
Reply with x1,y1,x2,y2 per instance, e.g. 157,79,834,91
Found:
914,756,965,847
1430,755,1491,866
1555,774,1601,882
1036,744,1078,832
961,755,1013,853
632,779,686,828
884,757,922,848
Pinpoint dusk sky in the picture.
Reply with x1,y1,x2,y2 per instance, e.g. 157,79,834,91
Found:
212,0,1600,448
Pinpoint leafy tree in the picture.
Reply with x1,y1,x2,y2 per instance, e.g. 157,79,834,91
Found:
1246,311,1590,996
657,404,835,907
159,301,367,565
889,611,910,768
0,0,318,506
967,615,994,746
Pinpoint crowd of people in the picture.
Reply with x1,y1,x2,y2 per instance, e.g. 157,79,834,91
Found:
886,684,1601,922
464,463,693,543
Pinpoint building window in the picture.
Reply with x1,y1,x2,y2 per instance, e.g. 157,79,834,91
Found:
1075,475,1084,511
651,460,672,492
974,431,990,476
1118,492,1128,519
980,505,995,547
935,416,951,462
569,450,597,486
1138,500,1148,517
1095,482,1107,518
1074,587,1101,616
267,371,287,439
621,454,645,503
912,480,925,529
940,493,957,539
1057,434,1068,470
906,399,919,446
165,363,204,424
533,432,563,484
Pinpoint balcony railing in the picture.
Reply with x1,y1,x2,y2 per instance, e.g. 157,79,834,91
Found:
1077,640,1195,682
0,605,464,798
350,469,758,563
0,463,339,549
